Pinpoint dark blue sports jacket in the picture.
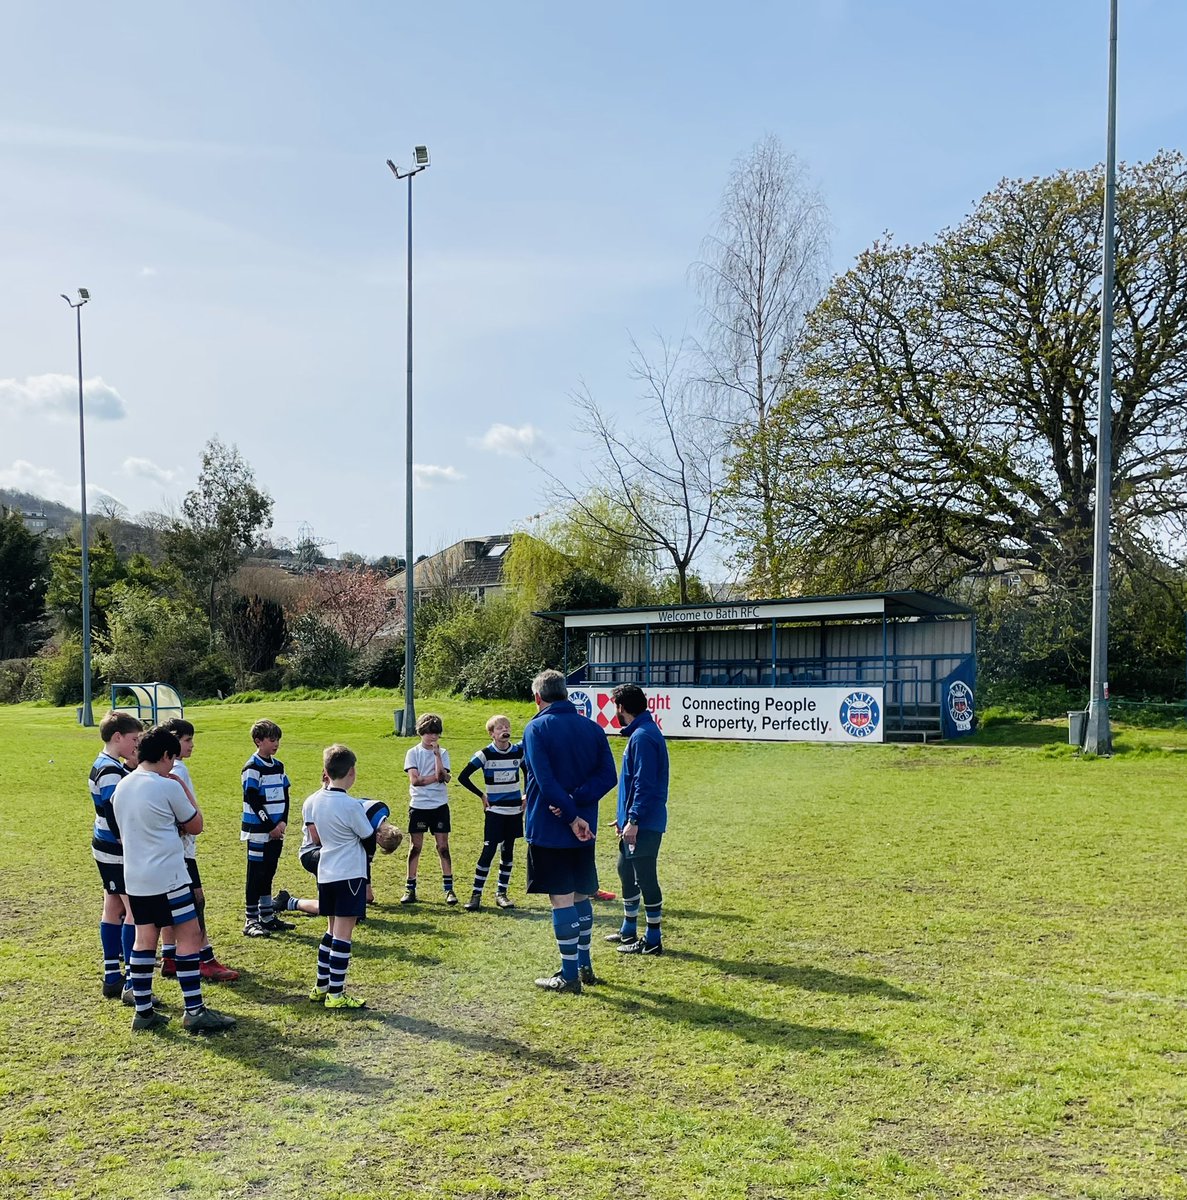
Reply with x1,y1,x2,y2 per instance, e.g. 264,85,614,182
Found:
616,709,669,833
523,699,617,848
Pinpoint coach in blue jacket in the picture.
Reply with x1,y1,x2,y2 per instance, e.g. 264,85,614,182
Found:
523,668,617,994
606,683,669,956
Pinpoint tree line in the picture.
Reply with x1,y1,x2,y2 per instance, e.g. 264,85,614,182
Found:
0,437,405,705
3,139,1185,705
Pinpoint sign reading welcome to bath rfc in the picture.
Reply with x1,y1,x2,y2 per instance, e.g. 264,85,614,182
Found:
567,685,885,743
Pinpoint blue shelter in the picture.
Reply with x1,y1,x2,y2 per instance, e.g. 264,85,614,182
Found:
537,590,976,740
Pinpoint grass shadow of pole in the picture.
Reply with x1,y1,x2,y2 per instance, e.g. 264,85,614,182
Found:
590,981,883,1055
371,1011,579,1072
663,949,920,999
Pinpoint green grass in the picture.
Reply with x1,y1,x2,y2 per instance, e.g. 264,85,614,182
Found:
1,699,1185,1199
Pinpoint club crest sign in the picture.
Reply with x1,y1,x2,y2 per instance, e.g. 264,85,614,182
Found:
947,680,974,732
839,691,881,738
567,689,594,719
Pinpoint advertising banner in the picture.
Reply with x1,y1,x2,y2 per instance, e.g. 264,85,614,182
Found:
567,684,885,744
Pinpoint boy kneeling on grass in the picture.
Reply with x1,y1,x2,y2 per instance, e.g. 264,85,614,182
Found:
306,744,377,1010
112,726,237,1035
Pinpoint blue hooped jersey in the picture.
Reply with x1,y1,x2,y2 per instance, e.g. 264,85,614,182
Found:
468,743,525,814
88,751,127,863
240,754,291,842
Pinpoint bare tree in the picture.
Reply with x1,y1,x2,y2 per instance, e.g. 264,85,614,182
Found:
542,338,718,603
694,134,830,595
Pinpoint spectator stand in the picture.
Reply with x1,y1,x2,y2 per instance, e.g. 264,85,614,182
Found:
536,590,976,741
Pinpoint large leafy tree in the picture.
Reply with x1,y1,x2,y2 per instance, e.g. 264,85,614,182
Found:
0,509,50,658
164,437,274,633
733,152,1187,603
47,531,184,636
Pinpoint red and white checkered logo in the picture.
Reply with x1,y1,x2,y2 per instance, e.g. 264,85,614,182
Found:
594,693,622,731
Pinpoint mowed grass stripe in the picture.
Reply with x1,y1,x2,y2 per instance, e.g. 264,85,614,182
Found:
0,698,1184,1198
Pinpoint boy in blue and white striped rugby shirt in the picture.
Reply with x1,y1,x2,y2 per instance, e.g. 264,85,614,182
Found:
89,710,144,998
459,714,525,911
240,719,293,936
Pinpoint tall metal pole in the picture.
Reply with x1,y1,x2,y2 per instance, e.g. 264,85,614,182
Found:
404,170,416,730
62,292,95,727
1084,0,1118,756
388,151,428,729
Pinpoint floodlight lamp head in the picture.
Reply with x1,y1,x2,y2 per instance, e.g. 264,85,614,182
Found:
386,159,400,177
78,288,90,301
413,145,429,167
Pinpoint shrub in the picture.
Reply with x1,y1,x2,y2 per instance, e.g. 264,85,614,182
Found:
20,655,46,702
0,658,34,704
283,612,355,688
457,640,541,700
352,638,404,688
92,583,210,696
40,638,87,706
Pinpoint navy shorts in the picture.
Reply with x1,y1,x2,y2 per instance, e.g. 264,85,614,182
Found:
408,805,450,834
483,810,524,843
96,859,126,895
128,885,198,928
185,857,202,889
525,843,598,897
300,845,321,876
318,877,368,918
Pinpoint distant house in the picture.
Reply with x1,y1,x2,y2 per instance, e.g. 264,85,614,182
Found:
21,511,52,536
386,535,513,607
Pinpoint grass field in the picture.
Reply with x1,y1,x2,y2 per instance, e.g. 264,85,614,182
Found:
0,696,1185,1199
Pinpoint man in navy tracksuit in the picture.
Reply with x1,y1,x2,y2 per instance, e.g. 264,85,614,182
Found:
605,683,669,956
522,669,617,994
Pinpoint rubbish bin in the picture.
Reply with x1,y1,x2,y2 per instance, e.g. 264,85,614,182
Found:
1067,709,1087,747
394,709,405,736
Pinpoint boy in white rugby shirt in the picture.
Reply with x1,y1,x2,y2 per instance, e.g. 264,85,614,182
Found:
401,713,455,905
157,718,239,983
112,725,237,1035
306,744,375,1010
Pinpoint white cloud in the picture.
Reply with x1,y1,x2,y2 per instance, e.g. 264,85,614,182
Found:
412,464,464,489
122,457,177,485
475,422,547,457
0,459,122,510
139,266,157,278
0,374,127,422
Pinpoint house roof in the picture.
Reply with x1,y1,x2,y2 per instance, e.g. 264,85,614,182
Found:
451,537,512,587
385,534,513,591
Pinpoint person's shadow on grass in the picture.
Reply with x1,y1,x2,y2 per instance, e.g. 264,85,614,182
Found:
168,1010,390,1095
370,1011,578,1072
590,981,882,1055
662,948,919,1000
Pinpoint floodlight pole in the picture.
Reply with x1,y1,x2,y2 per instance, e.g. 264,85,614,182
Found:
1084,0,1118,756
387,151,429,730
61,289,94,727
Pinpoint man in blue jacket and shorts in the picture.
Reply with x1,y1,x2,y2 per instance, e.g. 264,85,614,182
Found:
523,669,617,994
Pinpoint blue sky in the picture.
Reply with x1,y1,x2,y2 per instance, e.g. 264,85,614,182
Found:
1,1,1184,559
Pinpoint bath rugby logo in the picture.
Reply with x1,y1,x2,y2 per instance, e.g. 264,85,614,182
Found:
839,691,880,738
947,681,974,732
567,689,594,719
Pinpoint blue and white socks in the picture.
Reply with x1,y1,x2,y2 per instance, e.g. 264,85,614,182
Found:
552,906,580,982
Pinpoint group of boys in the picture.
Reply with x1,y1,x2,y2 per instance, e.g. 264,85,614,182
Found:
88,671,671,1028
